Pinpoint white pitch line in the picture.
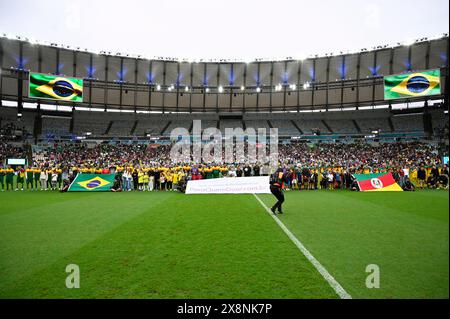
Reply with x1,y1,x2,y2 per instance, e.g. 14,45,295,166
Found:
252,193,352,299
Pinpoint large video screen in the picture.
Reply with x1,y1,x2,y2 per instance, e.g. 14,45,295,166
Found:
29,73,83,102
384,69,441,100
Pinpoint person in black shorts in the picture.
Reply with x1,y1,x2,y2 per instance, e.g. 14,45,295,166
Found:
270,168,286,214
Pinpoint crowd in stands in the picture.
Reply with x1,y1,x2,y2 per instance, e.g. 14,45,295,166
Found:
434,121,450,140
0,121,28,142
278,141,441,169
0,142,27,164
0,141,448,191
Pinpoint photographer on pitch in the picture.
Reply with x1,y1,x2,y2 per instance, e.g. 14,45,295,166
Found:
270,168,287,215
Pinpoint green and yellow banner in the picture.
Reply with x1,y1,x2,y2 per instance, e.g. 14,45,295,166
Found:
29,73,83,102
68,174,115,192
384,69,440,100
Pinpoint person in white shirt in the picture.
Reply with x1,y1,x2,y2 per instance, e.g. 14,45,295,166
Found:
122,170,132,191
327,172,334,190
51,171,58,190
149,174,154,191
40,170,48,191
228,165,237,177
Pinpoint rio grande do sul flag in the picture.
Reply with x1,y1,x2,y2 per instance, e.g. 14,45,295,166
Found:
353,173,403,192
68,173,115,192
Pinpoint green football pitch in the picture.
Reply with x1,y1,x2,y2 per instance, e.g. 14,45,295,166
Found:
0,189,448,299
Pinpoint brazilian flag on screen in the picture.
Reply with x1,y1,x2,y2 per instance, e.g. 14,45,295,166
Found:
68,174,115,192
29,73,83,102
384,69,441,100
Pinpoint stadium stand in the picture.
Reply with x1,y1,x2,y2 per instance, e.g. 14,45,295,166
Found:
13,140,444,173
219,119,243,132
41,116,71,136
430,109,448,132
72,111,110,135
21,112,35,133
244,120,271,130
0,35,448,174
0,106,17,121
108,119,135,136
0,35,446,117
391,114,424,132
164,119,192,134
324,119,359,134
2,105,449,140
133,117,170,136
294,119,330,134
199,120,219,132
356,118,391,133
268,120,300,136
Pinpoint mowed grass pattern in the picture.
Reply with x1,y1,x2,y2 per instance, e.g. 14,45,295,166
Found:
0,192,336,298
0,190,448,298
258,190,449,298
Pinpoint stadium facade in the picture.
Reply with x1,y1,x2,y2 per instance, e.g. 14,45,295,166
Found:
0,34,448,141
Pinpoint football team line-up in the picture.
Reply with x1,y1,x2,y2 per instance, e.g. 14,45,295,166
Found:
1,161,449,214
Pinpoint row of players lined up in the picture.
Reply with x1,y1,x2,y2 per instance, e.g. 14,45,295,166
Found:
1,163,448,191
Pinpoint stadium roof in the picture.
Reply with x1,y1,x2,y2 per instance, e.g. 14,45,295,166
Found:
0,35,448,113
1,0,449,60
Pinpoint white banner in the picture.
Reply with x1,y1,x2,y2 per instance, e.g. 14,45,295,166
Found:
186,176,271,194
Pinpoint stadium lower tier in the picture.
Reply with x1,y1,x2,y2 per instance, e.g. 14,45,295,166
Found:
0,105,448,141
1,139,448,168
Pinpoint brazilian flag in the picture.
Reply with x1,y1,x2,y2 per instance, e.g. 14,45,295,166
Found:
384,69,441,100
29,73,83,102
68,174,115,192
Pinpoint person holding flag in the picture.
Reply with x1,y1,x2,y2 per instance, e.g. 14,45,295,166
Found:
270,167,287,214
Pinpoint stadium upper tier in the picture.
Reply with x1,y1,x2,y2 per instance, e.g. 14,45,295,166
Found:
0,35,448,113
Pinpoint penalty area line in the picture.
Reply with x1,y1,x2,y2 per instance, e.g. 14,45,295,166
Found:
252,193,352,299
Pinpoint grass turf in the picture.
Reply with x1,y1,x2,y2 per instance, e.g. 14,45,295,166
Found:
0,189,448,298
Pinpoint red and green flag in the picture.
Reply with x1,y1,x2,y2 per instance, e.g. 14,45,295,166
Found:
354,173,403,192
